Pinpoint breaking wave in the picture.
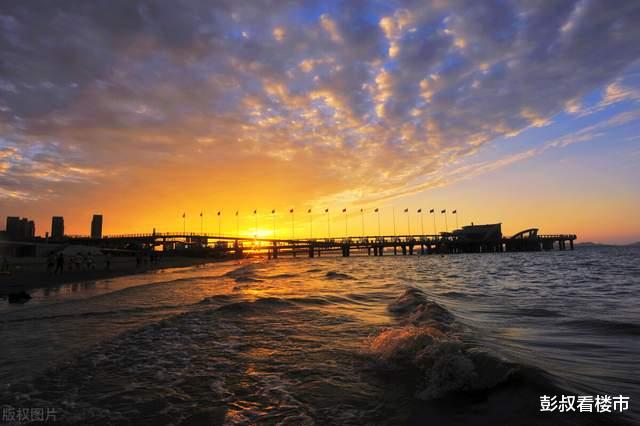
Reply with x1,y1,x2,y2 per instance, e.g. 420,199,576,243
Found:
366,287,530,400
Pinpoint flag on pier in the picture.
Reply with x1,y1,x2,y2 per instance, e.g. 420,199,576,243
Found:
290,208,294,213
374,208,379,212
308,209,311,213
404,208,408,213
417,208,422,213
253,209,257,214
325,208,329,213
452,210,457,214
235,211,238,216
429,209,434,213
272,209,275,214
182,213,185,218
441,209,446,214
342,208,347,213
217,211,220,216
200,211,203,217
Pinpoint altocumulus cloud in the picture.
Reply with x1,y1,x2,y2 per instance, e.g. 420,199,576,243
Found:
0,0,639,203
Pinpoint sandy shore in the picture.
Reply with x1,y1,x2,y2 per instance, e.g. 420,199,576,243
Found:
0,256,229,296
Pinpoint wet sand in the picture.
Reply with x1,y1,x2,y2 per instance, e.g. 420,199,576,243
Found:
0,256,227,296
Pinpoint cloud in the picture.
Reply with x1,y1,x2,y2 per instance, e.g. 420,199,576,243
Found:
0,0,639,209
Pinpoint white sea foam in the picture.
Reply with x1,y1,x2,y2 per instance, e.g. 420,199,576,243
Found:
367,287,515,399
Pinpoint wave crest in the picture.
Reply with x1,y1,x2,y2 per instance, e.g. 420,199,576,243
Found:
325,271,355,280
388,288,455,331
367,287,515,400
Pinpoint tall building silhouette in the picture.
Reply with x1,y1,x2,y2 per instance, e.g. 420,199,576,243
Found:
51,216,64,240
91,214,103,239
26,220,35,239
5,216,35,240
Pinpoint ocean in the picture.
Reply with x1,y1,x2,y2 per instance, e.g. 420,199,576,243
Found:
1,246,638,425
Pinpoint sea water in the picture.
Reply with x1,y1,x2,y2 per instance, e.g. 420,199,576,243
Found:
1,246,638,424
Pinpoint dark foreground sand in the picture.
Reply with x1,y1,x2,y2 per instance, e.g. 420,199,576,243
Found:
0,256,228,296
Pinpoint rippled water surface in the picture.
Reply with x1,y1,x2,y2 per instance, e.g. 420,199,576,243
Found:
1,247,638,424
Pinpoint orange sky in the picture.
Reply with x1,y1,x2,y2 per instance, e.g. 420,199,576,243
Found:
1,1,640,244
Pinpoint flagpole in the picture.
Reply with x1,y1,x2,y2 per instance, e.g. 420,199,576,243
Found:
406,209,410,235
392,207,396,237
308,209,313,239
431,209,437,236
326,209,330,239
443,210,449,233
419,209,424,236
200,211,203,234
360,208,364,238
183,213,186,234
454,210,458,229
254,209,258,239
376,209,381,237
343,209,348,237
290,209,295,240
235,211,239,237
217,211,221,237
272,210,276,239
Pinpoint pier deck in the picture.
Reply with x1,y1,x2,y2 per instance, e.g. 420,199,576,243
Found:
55,228,576,257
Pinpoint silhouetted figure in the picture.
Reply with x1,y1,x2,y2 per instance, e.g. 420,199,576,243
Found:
105,253,111,270
55,252,64,274
46,252,55,272
135,253,141,268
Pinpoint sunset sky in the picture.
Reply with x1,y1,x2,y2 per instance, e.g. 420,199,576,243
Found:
1,1,639,243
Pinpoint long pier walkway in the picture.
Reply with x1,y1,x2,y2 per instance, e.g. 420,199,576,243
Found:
64,228,576,257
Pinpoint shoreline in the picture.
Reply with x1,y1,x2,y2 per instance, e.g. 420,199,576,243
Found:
0,256,231,296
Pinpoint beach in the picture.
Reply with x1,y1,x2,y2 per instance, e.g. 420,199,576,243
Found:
0,256,227,296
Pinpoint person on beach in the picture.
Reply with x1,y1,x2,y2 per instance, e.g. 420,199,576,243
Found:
55,252,64,274
47,252,55,272
105,252,111,270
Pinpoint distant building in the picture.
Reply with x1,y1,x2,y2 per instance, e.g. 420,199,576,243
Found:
6,217,21,240
26,220,35,239
452,223,502,241
91,214,103,239
51,216,65,240
5,216,36,240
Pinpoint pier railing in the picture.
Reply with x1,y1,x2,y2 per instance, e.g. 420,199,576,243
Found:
57,230,576,256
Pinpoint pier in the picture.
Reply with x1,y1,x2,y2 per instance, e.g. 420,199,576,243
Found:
58,224,576,258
